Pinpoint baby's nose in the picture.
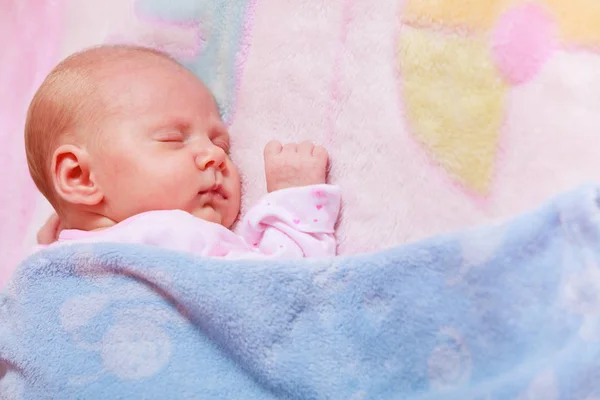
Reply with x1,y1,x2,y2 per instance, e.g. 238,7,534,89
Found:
195,147,226,171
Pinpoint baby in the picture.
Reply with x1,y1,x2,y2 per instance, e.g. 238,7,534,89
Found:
27,45,340,258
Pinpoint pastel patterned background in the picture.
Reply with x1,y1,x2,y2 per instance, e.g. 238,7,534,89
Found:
3,0,600,286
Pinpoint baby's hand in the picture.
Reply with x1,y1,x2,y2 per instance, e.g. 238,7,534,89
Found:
264,141,328,192
37,213,62,244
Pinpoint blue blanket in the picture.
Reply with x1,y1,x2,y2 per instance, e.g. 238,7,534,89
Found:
1,186,600,399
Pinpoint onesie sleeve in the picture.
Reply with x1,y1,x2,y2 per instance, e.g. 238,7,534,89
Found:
237,184,341,258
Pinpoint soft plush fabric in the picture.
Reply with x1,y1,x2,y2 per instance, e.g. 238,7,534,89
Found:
2,185,600,399
4,0,600,284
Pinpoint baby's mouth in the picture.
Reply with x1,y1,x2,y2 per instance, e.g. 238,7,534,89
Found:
199,184,228,200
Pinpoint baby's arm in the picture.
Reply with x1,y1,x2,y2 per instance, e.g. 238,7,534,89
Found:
238,141,340,257
239,184,341,257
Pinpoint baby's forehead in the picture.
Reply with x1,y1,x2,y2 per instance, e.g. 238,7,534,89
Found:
83,58,219,128
89,53,214,107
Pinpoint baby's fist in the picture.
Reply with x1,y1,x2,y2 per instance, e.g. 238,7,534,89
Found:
264,140,328,192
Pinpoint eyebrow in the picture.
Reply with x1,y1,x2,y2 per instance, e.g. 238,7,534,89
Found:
146,113,229,140
149,118,191,132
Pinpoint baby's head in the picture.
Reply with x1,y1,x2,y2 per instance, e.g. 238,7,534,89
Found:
25,45,241,231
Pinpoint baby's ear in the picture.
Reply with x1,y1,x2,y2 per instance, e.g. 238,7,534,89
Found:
52,144,103,206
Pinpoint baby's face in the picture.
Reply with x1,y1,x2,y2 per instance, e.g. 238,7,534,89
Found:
87,57,241,227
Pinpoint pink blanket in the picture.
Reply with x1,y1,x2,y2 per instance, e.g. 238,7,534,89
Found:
3,0,600,286
1,1,63,286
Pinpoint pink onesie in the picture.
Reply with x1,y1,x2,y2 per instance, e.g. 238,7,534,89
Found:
37,185,341,259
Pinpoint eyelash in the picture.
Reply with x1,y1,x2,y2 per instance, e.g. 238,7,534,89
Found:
214,142,229,154
213,139,230,152
156,131,229,153
157,132,185,142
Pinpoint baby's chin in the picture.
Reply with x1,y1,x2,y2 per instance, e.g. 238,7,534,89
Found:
189,205,240,228
189,207,223,225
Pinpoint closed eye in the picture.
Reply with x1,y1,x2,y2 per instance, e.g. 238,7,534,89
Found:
213,139,230,154
156,131,185,143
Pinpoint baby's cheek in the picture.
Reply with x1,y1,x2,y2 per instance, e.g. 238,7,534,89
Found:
95,152,136,186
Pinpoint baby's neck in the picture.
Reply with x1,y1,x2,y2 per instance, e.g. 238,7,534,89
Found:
62,210,118,232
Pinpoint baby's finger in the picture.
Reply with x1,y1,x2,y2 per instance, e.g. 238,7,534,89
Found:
282,143,298,153
312,145,328,161
264,140,283,157
298,141,315,155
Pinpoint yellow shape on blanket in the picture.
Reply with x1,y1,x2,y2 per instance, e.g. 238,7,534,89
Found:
404,0,600,48
399,28,507,194
542,0,600,47
403,0,515,31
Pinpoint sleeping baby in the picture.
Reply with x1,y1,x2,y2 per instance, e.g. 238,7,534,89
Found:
26,45,340,258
